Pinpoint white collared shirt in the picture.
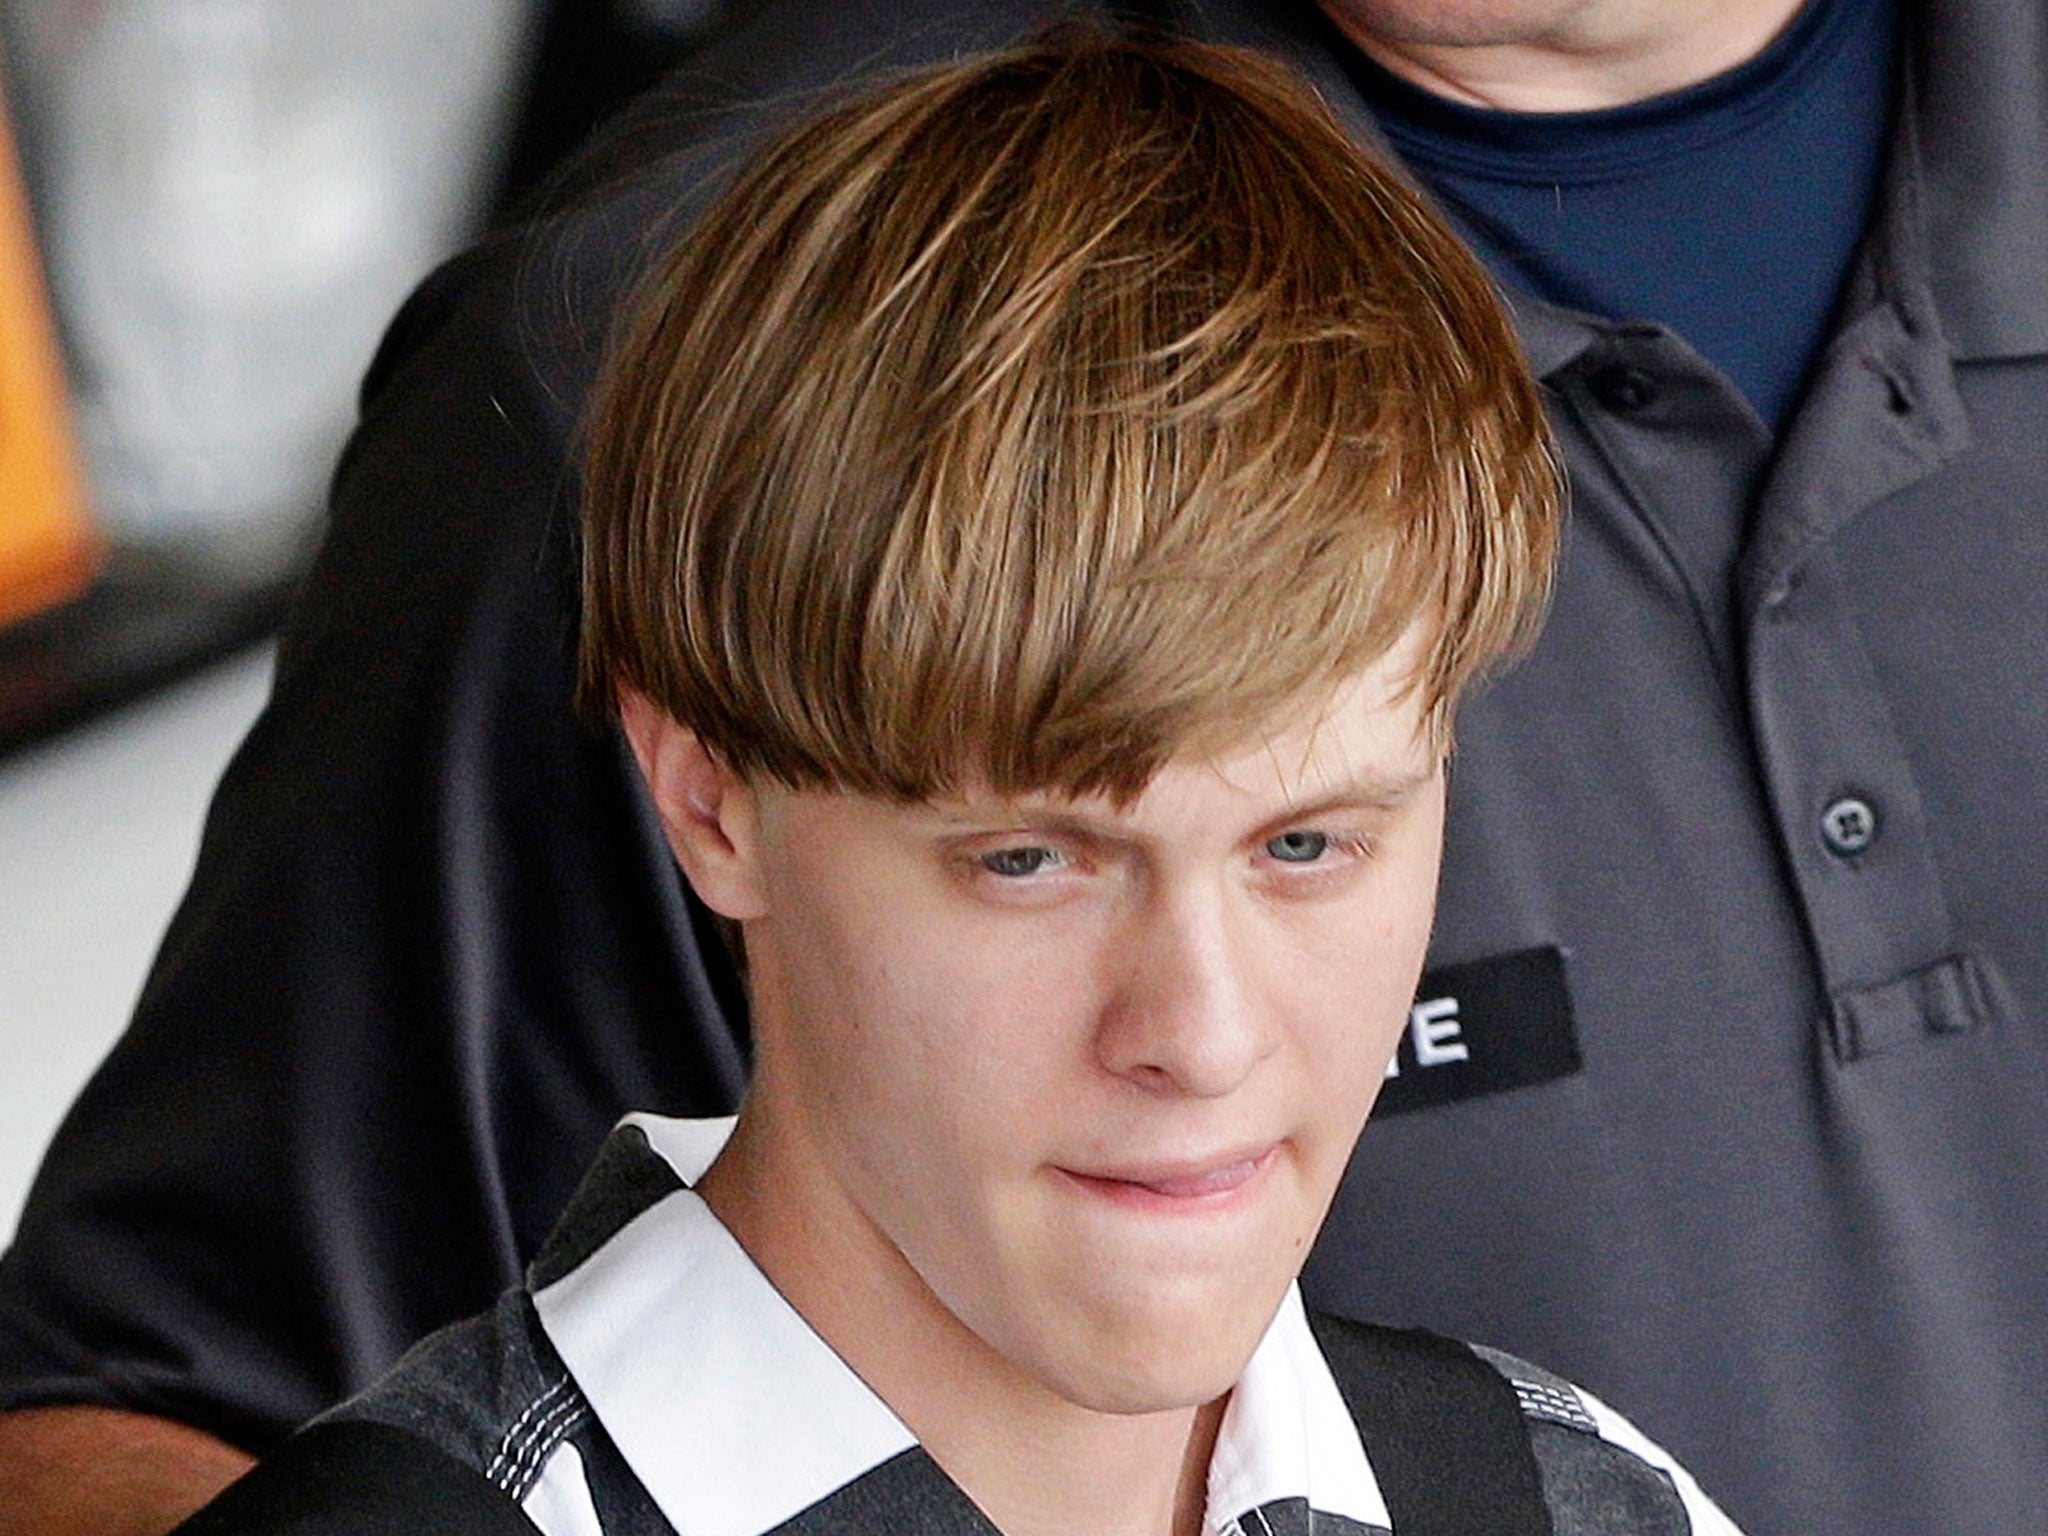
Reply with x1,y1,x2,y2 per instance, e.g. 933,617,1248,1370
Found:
525,1113,1396,1536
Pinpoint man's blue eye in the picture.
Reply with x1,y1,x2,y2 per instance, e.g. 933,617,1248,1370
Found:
1265,830,1330,864
980,847,1059,877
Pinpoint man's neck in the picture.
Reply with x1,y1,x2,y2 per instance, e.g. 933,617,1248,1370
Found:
1317,0,1813,110
920,1390,1224,1536
699,1109,1225,1536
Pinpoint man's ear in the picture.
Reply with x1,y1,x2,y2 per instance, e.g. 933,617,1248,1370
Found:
617,688,769,922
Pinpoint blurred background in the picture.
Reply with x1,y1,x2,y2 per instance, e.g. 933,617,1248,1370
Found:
0,0,730,1235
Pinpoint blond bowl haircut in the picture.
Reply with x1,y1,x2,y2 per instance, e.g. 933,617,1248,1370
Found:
580,30,1558,804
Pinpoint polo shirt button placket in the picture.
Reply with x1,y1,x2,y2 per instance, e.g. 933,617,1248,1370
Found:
1741,551,1995,1060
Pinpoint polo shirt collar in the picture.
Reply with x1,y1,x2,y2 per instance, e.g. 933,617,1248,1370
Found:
531,1113,1390,1536
1912,0,2048,360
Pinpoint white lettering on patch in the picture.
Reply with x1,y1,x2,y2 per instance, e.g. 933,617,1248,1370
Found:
1385,995,1470,1078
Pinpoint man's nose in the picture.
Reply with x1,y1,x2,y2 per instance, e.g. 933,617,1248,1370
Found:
1093,888,1277,1098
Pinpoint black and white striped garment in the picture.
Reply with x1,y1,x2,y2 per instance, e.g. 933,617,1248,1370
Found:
325,1115,1742,1535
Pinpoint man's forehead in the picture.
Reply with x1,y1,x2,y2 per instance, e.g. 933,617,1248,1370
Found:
928,662,1442,832
1228,665,1439,796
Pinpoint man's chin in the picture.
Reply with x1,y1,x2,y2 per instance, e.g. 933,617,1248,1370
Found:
1051,1362,1245,1419
1014,1300,1282,1418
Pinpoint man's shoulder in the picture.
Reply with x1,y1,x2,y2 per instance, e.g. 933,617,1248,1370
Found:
172,1294,608,1535
330,1291,574,1490
1308,1313,1742,1534
172,1417,545,1536
1458,1343,1735,1534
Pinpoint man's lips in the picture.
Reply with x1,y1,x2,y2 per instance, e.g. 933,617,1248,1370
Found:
1056,1144,1281,1209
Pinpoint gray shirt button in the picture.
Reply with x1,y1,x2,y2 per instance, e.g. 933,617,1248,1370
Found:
1821,795,1878,857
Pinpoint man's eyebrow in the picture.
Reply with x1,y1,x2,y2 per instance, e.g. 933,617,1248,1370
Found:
1267,759,1442,819
926,758,1441,834
926,803,1108,836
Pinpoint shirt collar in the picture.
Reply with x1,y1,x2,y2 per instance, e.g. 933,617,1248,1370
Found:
1206,1286,1391,1534
531,1114,917,1536
532,1114,1389,1536
1911,0,2048,360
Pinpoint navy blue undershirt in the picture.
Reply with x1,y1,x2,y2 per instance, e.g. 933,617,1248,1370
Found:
1338,0,1899,429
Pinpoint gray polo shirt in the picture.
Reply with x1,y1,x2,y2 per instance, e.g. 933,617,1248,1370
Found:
1266,5,2048,1533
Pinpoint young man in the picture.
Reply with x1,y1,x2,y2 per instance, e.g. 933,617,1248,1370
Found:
14,3,2048,1536
173,34,1735,1536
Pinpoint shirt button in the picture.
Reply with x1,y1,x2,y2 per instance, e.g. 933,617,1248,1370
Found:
1587,363,1660,413
1820,796,1878,857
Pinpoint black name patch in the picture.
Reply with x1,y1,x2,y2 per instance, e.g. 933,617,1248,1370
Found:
1374,945,1582,1116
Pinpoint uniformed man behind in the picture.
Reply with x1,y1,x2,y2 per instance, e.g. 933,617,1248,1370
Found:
174,32,1737,1536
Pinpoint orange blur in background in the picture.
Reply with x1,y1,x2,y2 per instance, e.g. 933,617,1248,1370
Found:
0,70,96,631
